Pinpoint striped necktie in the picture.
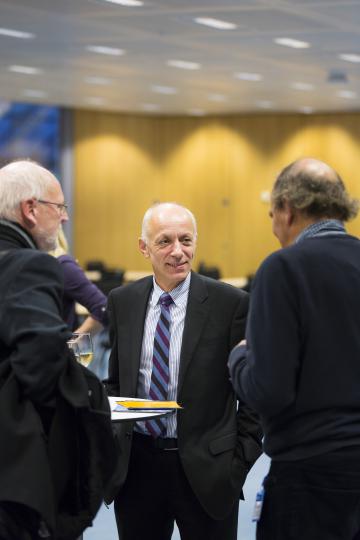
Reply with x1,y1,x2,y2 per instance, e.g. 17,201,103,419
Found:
146,292,173,437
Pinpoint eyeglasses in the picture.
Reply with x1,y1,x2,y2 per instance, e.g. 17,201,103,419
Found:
37,199,69,215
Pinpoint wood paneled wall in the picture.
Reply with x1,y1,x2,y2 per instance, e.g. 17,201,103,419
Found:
74,110,360,277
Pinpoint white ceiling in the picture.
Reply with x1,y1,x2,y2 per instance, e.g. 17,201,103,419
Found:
1,0,360,115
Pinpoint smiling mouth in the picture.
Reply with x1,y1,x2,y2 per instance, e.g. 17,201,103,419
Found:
167,262,187,268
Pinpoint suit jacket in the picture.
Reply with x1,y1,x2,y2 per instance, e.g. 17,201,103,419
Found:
105,271,262,519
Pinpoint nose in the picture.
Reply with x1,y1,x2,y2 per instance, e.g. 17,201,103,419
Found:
61,210,69,223
171,239,183,257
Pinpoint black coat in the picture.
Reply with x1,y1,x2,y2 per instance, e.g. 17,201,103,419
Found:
0,221,118,539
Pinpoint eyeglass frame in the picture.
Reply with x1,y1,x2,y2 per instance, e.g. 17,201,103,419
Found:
37,199,69,215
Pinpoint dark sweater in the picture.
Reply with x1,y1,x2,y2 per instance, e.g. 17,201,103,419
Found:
229,233,360,460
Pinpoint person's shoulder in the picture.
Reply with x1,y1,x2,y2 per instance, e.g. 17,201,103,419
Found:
256,245,294,275
194,272,248,301
5,249,64,287
57,253,76,265
17,248,61,271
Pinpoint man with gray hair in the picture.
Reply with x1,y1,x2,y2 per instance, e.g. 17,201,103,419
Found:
0,160,117,540
229,158,360,539
105,202,262,540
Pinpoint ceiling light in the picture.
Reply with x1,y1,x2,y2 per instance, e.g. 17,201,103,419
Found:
84,76,111,85
151,85,177,95
0,27,35,39
167,60,201,70
86,45,125,56
9,65,42,75
23,89,47,98
101,0,144,5
338,53,360,63
291,82,314,91
208,93,227,102
337,90,357,99
234,72,263,81
256,100,273,109
274,37,310,49
193,17,237,30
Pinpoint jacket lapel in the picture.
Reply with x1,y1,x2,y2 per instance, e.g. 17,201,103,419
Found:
178,273,209,396
128,277,153,394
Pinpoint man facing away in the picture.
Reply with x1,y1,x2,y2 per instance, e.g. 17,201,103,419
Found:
229,158,360,540
0,160,116,540
105,202,262,540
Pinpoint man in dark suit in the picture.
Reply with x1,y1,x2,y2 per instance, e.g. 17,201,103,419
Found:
105,202,262,540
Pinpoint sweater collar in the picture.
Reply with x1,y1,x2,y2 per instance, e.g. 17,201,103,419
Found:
295,219,346,244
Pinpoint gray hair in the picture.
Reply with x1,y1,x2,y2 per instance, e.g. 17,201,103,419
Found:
0,160,58,220
272,158,359,222
141,202,197,242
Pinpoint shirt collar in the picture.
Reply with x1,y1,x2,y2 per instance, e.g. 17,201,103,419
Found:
295,219,346,244
151,272,191,307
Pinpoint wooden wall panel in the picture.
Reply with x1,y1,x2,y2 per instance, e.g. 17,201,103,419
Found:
74,110,360,278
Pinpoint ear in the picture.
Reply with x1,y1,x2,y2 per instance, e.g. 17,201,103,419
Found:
139,238,150,258
20,199,37,227
283,200,295,226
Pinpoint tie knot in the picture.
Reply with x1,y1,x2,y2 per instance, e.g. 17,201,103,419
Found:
159,293,173,308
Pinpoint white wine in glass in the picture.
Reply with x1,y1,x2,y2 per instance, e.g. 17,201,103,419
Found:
71,332,93,367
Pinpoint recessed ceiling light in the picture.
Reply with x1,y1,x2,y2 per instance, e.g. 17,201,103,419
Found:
208,93,227,102
85,97,106,105
256,100,273,109
188,109,206,116
167,59,201,70
23,89,47,98
86,45,125,56
101,0,144,5
274,37,310,49
291,82,314,91
141,103,160,111
84,76,111,85
151,85,177,95
337,90,357,99
0,27,35,39
234,72,263,81
193,17,237,30
338,53,360,63
9,65,42,75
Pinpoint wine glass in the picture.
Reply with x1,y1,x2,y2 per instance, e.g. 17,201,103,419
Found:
71,332,94,367
67,339,80,361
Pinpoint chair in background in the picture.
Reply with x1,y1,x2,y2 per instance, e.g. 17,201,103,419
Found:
197,261,221,280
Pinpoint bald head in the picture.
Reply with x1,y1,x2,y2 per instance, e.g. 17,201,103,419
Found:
141,203,197,243
288,158,340,183
271,157,358,222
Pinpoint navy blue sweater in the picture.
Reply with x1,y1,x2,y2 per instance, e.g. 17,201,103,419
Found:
229,234,360,460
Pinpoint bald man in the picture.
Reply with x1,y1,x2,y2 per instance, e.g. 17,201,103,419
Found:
229,158,360,539
105,203,262,540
